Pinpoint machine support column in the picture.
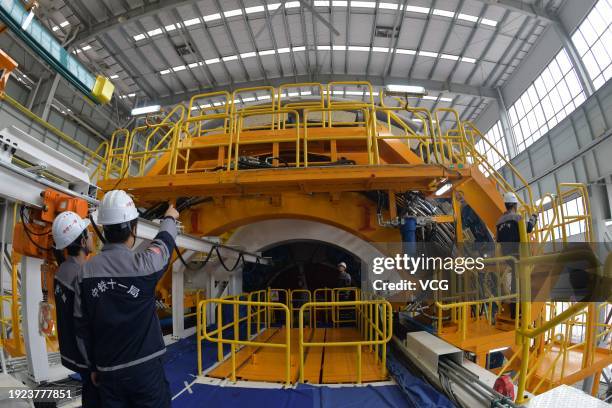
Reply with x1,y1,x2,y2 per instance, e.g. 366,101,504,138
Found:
20,256,49,382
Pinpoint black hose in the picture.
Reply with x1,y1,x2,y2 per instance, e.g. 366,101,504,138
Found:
19,206,52,251
88,213,107,245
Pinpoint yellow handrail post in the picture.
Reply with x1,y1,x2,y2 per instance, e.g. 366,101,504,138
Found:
217,304,224,362
299,306,305,383
197,300,203,376
516,220,531,404
356,345,362,384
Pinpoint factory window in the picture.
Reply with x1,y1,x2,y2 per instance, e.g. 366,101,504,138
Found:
561,197,586,238
536,196,586,241
571,0,612,91
508,49,586,154
474,121,509,171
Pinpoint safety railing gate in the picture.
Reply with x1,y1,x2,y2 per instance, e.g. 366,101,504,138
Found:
299,297,392,384
197,294,292,385
196,289,393,385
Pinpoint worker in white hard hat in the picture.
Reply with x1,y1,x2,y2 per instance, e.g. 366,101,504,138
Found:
51,211,100,407
73,190,179,408
337,261,352,287
496,192,537,315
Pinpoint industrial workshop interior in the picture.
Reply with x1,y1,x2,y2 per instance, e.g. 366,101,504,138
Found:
0,0,612,407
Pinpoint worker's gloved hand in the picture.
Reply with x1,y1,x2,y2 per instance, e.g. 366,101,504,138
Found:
164,204,179,220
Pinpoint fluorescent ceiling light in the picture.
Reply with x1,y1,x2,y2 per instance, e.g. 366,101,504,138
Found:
317,45,331,50
405,5,430,14
433,9,454,18
267,3,282,10
188,62,200,68
205,58,220,64
458,13,478,22
435,183,452,196
245,5,265,13
241,52,257,58
348,46,369,51
440,54,459,61
183,18,200,26
351,1,376,8
419,51,438,58
60,21,70,27
481,18,497,26
333,1,348,6
396,48,416,55
160,69,171,75
277,47,291,53
172,65,186,71
372,46,390,52
110,74,119,79
259,49,276,55
224,9,243,17
165,24,177,31
147,28,162,36
134,34,146,41
222,55,238,61
379,3,398,9
314,1,329,5
386,84,426,95
292,46,306,51
203,13,221,22
333,45,346,50
131,105,161,116
461,56,476,63
285,1,300,8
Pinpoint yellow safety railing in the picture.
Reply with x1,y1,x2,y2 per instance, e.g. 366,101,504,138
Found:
84,141,110,182
331,287,360,326
303,105,377,166
313,288,334,328
104,128,131,179
298,298,392,384
230,108,301,170
289,289,311,328
435,294,518,341
196,296,292,385
557,183,593,243
434,108,468,165
463,121,534,213
267,288,289,326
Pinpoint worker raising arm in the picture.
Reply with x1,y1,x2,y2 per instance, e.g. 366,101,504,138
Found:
51,211,100,407
74,190,178,408
496,192,537,246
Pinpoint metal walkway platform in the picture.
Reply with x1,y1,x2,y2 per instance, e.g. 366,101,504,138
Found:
206,327,387,384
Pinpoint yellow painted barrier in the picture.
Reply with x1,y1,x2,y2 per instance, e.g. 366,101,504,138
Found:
197,297,292,385
298,299,392,384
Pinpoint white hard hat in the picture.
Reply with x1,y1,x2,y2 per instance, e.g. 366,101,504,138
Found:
338,262,347,268
503,192,519,204
52,211,90,250
97,190,139,225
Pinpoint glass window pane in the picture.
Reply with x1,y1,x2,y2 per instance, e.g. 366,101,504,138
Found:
572,30,589,56
556,50,572,74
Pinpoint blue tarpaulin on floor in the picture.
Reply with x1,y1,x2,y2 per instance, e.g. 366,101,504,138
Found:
164,333,455,408
172,383,415,408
